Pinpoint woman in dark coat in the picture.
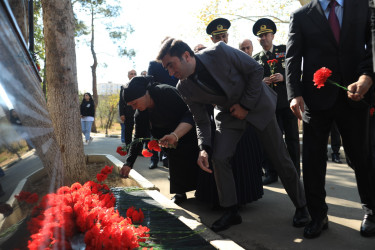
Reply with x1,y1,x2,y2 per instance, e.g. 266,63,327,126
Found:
120,76,199,204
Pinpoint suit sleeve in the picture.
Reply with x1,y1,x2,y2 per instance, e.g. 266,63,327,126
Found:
285,12,303,101
358,7,374,78
177,82,212,148
224,45,264,110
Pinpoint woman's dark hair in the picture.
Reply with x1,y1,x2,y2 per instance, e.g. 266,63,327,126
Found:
82,92,93,103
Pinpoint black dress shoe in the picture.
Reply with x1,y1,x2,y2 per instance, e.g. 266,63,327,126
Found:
149,162,158,169
263,175,278,185
332,153,342,164
211,209,242,232
304,216,328,239
162,159,169,168
293,206,310,227
171,193,187,204
360,214,375,237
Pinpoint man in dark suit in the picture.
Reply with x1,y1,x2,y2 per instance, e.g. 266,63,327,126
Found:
157,38,309,232
253,18,301,185
286,0,375,238
119,69,137,146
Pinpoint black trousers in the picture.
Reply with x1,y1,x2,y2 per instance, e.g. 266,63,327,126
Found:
303,98,375,220
330,121,341,155
124,108,135,146
264,107,300,176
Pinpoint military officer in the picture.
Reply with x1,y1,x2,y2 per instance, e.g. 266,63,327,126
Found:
206,18,231,44
253,18,301,185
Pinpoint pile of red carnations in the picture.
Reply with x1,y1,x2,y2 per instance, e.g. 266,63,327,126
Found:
15,165,150,250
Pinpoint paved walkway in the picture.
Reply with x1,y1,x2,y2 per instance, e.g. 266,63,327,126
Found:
85,134,374,250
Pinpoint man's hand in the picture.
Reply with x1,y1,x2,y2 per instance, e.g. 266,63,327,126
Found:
230,104,248,120
290,96,304,120
120,165,131,178
347,75,373,102
263,77,272,86
270,73,284,83
197,150,212,173
120,115,125,122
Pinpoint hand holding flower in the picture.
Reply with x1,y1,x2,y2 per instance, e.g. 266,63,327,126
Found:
313,67,371,105
263,76,272,86
270,73,284,83
347,75,373,102
120,164,131,178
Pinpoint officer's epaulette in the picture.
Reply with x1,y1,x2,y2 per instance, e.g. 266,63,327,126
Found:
252,51,263,60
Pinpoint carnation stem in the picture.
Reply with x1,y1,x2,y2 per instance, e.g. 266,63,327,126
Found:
327,79,369,106
327,79,349,91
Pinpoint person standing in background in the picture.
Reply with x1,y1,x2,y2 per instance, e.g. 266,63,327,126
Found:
253,18,301,184
239,39,254,56
119,69,137,146
80,92,95,145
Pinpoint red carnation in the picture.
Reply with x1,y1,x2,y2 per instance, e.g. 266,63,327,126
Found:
141,149,153,157
100,165,113,175
26,193,39,204
96,173,107,182
370,107,375,117
313,67,332,89
116,146,127,156
148,140,161,152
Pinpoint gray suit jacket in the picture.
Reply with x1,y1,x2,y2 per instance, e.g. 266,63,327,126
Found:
177,42,277,147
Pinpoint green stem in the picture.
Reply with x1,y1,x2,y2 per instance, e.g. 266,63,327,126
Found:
326,79,369,106
327,79,349,91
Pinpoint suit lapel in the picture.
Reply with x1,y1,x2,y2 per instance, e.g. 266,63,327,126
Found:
306,0,338,48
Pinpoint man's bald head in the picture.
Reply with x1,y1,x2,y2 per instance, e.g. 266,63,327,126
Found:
239,39,253,56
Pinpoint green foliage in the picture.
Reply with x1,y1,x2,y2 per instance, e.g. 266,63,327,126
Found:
73,0,135,59
96,93,119,135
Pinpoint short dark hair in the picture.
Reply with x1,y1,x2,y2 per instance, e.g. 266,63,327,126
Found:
156,38,194,62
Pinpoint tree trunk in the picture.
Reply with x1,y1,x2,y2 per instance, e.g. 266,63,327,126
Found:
41,0,88,185
42,57,47,99
90,3,98,133
8,0,29,43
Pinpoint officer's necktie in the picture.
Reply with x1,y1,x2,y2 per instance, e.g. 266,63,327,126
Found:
328,0,340,43
266,51,273,59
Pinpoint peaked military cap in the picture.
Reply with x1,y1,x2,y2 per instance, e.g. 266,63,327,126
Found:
206,18,231,36
253,18,277,36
